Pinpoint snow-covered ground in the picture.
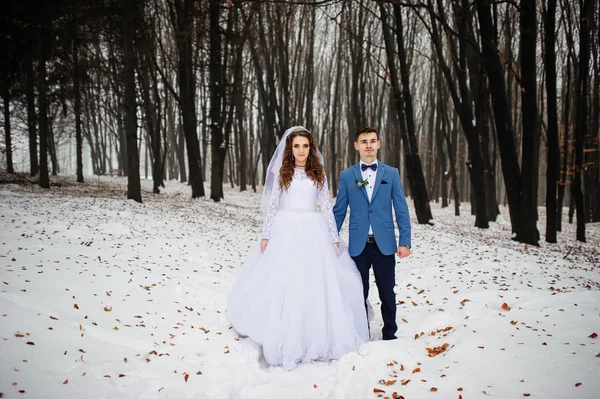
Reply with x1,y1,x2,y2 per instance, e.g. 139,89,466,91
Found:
1,176,598,399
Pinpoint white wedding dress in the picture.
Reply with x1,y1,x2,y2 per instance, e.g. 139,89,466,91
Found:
227,169,369,370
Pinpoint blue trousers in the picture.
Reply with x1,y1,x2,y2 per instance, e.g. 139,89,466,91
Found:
352,242,397,339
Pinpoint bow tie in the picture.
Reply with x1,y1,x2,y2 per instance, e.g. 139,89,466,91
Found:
361,163,377,172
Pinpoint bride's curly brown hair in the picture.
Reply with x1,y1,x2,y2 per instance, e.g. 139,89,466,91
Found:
279,130,326,191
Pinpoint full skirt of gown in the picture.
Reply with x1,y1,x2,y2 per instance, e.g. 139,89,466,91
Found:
227,209,369,370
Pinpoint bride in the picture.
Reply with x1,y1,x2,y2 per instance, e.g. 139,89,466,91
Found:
227,126,369,370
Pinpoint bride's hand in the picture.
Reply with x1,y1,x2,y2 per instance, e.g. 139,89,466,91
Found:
334,242,340,256
260,239,269,253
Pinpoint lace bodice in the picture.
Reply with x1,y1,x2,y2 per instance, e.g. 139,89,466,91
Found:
261,169,339,242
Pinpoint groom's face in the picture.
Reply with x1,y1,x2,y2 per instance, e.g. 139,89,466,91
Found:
354,132,380,162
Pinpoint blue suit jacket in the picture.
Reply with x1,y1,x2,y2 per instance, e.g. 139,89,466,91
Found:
333,162,411,257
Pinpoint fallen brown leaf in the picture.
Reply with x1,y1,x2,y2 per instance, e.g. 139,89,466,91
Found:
430,387,438,392
575,382,582,387
501,303,510,311
373,388,385,393
412,368,420,374
63,380,68,384
589,333,598,339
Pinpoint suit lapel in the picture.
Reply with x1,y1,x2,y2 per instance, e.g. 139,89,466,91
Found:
371,163,385,203
353,163,369,202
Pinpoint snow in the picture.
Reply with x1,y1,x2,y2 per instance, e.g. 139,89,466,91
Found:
1,176,599,399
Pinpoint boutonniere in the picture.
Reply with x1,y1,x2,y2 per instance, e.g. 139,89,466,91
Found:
355,178,369,188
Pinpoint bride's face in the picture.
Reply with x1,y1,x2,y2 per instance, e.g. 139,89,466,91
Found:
291,136,310,166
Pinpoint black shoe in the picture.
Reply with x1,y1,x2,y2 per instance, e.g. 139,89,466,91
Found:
382,335,397,341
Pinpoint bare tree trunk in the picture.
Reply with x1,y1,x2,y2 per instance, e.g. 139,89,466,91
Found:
543,0,559,242
38,18,50,189
584,0,599,222
571,0,593,242
48,122,58,175
137,1,164,194
330,10,345,196
72,17,84,183
2,60,13,174
477,0,531,239
380,3,433,224
428,0,487,226
518,0,541,244
26,51,38,176
557,55,572,232
171,0,204,198
122,0,142,203
209,0,226,202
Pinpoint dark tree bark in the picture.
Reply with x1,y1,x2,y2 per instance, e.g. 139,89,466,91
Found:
232,2,248,192
209,0,226,202
427,0,487,227
476,0,538,242
392,3,433,224
122,0,142,203
170,0,204,198
38,18,50,189
330,10,345,197
571,0,593,242
26,50,38,176
380,3,433,225
347,1,366,166
243,4,278,184
137,1,163,194
72,17,84,183
543,0,559,242
584,0,599,222
557,55,572,232
436,60,460,215
518,0,541,244
2,58,13,174
48,122,58,176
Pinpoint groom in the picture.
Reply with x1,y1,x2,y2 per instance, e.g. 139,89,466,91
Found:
333,126,411,340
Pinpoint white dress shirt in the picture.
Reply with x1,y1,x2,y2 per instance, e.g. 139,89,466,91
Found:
359,160,378,235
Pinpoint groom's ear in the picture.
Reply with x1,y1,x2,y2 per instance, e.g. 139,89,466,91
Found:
353,142,359,150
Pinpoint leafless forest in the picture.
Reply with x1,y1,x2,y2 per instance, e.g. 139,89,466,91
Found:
0,0,598,244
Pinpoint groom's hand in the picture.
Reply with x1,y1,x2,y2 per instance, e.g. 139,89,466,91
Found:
397,245,411,258
260,239,269,253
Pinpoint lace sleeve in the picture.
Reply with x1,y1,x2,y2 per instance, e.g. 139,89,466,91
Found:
261,184,282,239
318,176,340,243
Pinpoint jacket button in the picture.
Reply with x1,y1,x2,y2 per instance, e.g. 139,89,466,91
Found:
368,210,372,214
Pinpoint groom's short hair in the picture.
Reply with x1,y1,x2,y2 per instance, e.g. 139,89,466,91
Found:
355,126,379,142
